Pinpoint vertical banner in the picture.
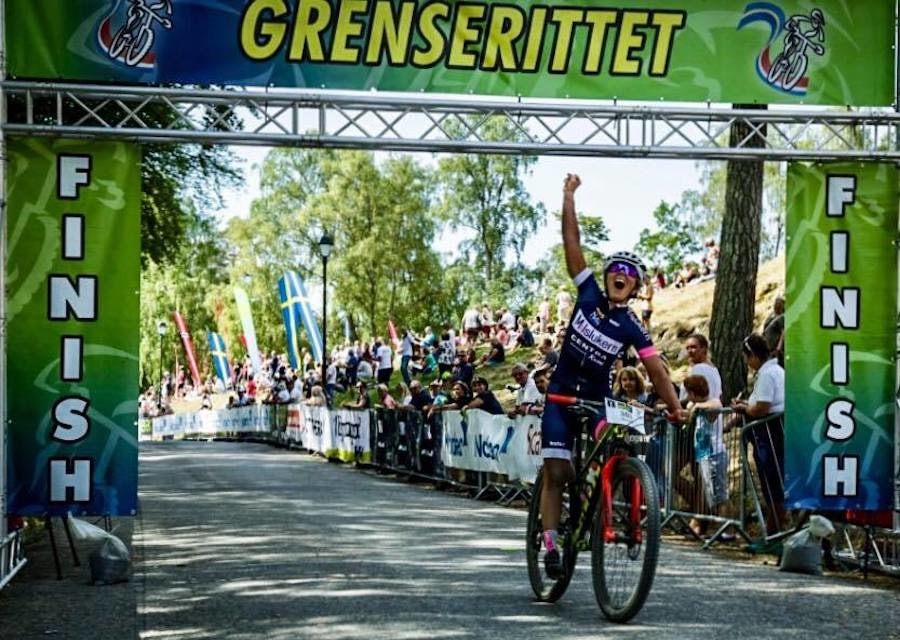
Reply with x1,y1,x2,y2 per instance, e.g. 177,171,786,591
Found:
282,271,323,364
233,286,262,377
784,162,897,510
172,310,202,389
206,331,231,388
6,138,140,516
277,273,303,370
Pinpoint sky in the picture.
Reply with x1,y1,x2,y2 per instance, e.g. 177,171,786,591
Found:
215,145,703,265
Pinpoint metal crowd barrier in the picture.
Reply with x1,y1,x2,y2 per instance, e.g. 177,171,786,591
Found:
0,527,27,590
658,407,757,547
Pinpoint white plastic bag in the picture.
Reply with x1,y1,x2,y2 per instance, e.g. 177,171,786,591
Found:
67,515,131,584
67,514,113,543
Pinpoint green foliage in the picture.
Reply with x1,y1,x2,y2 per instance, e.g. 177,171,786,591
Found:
634,200,702,276
434,117,545,288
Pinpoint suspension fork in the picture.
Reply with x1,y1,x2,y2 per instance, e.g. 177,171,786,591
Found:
600,454,642,543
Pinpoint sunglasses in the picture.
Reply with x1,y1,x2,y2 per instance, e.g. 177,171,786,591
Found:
606,261,639,279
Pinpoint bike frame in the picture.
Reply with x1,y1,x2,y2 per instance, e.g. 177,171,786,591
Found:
547,394,651,550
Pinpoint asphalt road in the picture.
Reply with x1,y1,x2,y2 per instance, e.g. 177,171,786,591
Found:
3,441,898,639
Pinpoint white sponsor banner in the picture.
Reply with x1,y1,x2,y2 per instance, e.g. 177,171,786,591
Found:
441,410,541,482
299,405,331,454
328,408,372,462
151,405,271,439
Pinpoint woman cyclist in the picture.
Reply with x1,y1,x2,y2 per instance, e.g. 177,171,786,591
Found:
540,174,682,579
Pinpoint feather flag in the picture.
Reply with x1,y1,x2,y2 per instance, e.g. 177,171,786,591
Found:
281,271,323,363
233,286,263,377
277,273,303,369
173,311,202,389
387,319,400,346
207,331,231,387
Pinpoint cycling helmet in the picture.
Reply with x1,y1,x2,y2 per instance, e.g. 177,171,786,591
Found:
810,8,825,26
602,250,647,298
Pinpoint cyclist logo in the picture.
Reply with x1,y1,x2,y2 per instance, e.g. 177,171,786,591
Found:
738,3,826,96
97,0,173,68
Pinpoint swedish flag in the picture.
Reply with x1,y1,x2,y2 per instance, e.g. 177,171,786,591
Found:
207,331,231,387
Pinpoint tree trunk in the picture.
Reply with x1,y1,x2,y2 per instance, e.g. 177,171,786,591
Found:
709,105,767,401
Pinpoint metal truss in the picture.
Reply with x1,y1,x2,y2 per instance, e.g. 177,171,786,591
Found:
2,81,900,161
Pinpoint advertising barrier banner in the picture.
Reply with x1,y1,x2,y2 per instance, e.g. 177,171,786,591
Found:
441,410,541,481
7,138,140,516
5,0,894,106
785,162,898,510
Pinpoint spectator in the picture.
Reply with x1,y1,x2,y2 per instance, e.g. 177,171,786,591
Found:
343,381,371,409
324,358,338,405
396,381,412,406
612,366,650,407
654,268,667,290
466,376,504,415
375,340,394,384
680,333,722,403
410,346,437,377
200,392,213,410
422,326,437,348
515,317,535,348
428,379,448,410
536,337,559,370
682,374,728,537
732,333,786,535
246,374,258,403
556,288,573,324
345,348,359,387
762,295,785,367
376,383,398,409
357,357,374,382
538,297,551,334
508,363,541,418
637,274,654,330
399,328,419,385
275,381,290,405
453,350,476,388
428,380,472,419
461,305,481,345
288,377,303,404
304,385,327,406
479,337,506,367
528,367,550,416
436,331,456,376
403,380,433,412
479,305,496,340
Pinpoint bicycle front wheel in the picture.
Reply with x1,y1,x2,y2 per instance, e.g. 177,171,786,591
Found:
591,457,660,622
526,468,577,602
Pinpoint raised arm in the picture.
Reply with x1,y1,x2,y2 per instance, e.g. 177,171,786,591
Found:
562,173,587,278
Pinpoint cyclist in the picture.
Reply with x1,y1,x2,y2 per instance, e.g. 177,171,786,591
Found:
540,174,682,579
783,9,825,59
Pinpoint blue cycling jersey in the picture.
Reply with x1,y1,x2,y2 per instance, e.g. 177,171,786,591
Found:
547,269,657,402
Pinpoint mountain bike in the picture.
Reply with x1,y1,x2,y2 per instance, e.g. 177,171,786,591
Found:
526,394,667,622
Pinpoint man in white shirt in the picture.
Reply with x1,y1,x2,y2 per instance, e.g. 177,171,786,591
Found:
680,333,722,402
375,340,394,384
507,363,542,418
400,328,418,385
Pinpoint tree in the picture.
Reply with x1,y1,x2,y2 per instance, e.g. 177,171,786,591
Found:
434,117,544,290
304,152,447,341
634,201,702,277
709,106,767,400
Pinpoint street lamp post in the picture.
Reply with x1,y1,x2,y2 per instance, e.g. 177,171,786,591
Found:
318,233,334,403
156,320,168,410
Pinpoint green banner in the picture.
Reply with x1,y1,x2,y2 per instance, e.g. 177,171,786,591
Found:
6,138,141,516
5,0,895,106
784,162,897,511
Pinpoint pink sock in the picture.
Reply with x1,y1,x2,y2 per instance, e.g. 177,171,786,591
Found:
543,529,557,551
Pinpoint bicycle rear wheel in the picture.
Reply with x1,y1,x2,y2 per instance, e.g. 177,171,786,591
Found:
526,468,577,602
591,457,660,622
